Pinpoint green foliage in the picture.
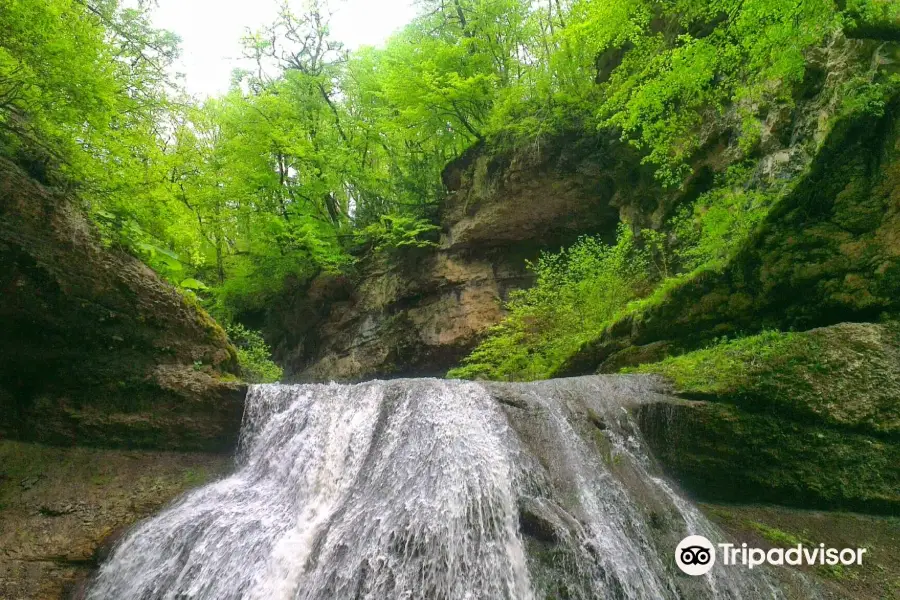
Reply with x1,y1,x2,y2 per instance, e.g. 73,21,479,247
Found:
747,521,809,547
93,210,190,282
560,0,841,183
0,0,120,153
669,165,783,271
1,0,180,216
6,0,896,382
225,323,283,384
359,0,897,192
358,214,440,252
179,278,209,292
844,0,900,33
449,226,651,381
624,330,809,395
838,74,900,120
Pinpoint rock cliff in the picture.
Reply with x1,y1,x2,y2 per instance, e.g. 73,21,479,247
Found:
261,134,630,381
557,97,900,376
0,158,246,452
633,322,900,514
0,157,250,599
263,130,699,381
262,35,898,385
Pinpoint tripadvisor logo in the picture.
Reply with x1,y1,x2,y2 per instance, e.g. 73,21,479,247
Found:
676,536,716,576
675,535,867,576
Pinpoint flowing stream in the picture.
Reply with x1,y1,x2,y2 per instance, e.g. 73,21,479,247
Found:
86,376,805,599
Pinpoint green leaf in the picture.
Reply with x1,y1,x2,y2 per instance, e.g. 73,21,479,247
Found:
179,278,209,290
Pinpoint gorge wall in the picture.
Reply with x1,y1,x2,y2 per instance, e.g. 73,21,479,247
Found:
260,35,899,386
260,131,655,381
0,157,252,598
0,158,246,452
558,94,900,377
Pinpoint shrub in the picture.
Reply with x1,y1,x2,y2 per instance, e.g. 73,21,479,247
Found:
225,323,283,384
449,225,651,381
357,214,440,252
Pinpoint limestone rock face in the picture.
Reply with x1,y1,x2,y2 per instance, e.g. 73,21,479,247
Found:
268,248,534,381
633,322,900,514
440,134,630,249
0,158,246,451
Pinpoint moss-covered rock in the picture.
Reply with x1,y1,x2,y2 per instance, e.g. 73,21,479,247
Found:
638,399,898,513
630,322,900,436
631,323,900,514
0,158,246,451
441,131,643,249
701,504,900,600
556,93,900,377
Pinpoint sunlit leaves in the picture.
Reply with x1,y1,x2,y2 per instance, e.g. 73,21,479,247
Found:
545,0,846,182
3,0,884,328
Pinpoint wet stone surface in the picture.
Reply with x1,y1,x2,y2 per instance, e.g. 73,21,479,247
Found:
0,441,230,600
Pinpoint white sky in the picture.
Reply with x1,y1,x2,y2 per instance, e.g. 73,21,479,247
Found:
151,0,419,98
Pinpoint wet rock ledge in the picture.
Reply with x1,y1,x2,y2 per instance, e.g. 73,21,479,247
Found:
0,441,231,600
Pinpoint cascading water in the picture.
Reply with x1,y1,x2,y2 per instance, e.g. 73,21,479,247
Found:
86,376,808,599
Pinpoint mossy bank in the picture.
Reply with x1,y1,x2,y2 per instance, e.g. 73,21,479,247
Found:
632,322,899,514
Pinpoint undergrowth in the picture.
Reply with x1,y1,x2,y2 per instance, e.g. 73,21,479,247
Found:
225,323,283,384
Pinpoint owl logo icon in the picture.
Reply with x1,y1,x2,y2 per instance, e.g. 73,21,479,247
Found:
675,535,716,576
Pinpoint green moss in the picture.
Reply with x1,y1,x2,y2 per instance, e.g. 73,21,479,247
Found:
746,521,810,547
704,504,900,598
525,542,593,600
628,323,900,436
632,325,900,512
182,467,210,487
631,322,900,513
554,93,900,378
91,473,114,486
637,399,899,513
625,329,811,396
818,563,859,581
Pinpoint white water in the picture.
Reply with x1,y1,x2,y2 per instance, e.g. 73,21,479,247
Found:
87,377,797,599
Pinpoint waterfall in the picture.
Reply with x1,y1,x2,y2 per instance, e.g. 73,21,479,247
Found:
86,376,798,599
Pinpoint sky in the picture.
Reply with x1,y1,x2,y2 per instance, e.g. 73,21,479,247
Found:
150,0,419,98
